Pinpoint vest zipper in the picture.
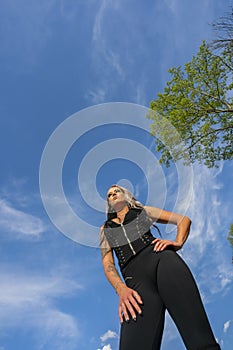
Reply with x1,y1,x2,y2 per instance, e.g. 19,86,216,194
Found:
120,223,136,255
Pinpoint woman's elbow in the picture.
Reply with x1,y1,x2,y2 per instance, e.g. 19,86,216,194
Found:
184,216,192,227
179,215,191,226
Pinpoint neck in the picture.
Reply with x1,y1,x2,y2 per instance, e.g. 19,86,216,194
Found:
115,205,129,222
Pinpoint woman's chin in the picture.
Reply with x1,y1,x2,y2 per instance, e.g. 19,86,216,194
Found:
111,201,128,212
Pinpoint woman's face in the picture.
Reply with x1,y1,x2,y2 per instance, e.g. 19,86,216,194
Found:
107,186,127,210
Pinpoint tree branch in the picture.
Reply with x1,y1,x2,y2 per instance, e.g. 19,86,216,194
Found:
183,125,233,150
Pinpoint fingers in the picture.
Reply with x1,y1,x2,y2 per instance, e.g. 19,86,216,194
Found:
132,290,143,305
119,303,129,323
118,290,143,323
125,299,136,321
128,293,143,317
151,238,172,251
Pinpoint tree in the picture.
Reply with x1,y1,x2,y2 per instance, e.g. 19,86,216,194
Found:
227,224,233,264
148,12,233,262
148,41,233,168
211,7,233,51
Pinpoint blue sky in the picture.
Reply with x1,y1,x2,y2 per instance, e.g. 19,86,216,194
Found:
0,1,233,349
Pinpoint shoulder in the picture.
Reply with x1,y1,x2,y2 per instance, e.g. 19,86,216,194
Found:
144,206,191,225
143,206,163,220
99,221,113,236
99,223,107,234
99,224,112,255
99,223,107,238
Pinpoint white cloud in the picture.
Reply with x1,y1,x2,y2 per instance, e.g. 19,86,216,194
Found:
135,83,148,106
92,0,120,66
34,309,79,350
155,0,225,88
102,345,112,350
0,268,82,349
97,329,118,350
100,329,118,342
161,312,184,347
90,0,125,93
217,319,233,349
89,0,224,110
92,0,119,43
97,345,112,350
0,199,46,236
180,163,233,300
86,88,107,104
0,270,81,307
223,320,231,333
0,176,35,207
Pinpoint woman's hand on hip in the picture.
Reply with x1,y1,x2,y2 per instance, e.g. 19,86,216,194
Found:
151,238,182,252
116,284,143,324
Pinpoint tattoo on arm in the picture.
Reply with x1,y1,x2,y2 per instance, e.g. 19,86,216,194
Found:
106,262,120,279
100,229,111,258
99,227,122,287
101,246,111,259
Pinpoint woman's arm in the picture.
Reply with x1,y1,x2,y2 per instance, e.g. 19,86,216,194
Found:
100,229,124,293
100,227,143,323
144,206,192,251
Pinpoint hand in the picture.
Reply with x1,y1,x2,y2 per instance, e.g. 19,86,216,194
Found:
117,284,143,324
151,238,182,252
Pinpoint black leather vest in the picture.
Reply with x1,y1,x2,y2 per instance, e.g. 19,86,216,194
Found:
104,208,155,269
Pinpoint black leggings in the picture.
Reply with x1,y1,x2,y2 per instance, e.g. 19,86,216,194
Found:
120,246,221,350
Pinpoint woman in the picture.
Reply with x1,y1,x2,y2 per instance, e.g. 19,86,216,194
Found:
100,184,221,350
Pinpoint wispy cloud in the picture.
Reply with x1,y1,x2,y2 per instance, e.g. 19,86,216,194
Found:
86,88,107,104
97,329,118,350
223,320,232,333
154,0,225,89
92,0,120,43
100,330,118,343
89,0,225,105
0,268,82,349
92,0,123,76
88,0,128,103
162,313,183,347
181,163,233,301
218,318,233,349
0,198,46,236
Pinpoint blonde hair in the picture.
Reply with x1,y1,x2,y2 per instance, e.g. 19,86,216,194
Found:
106,184,143,217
